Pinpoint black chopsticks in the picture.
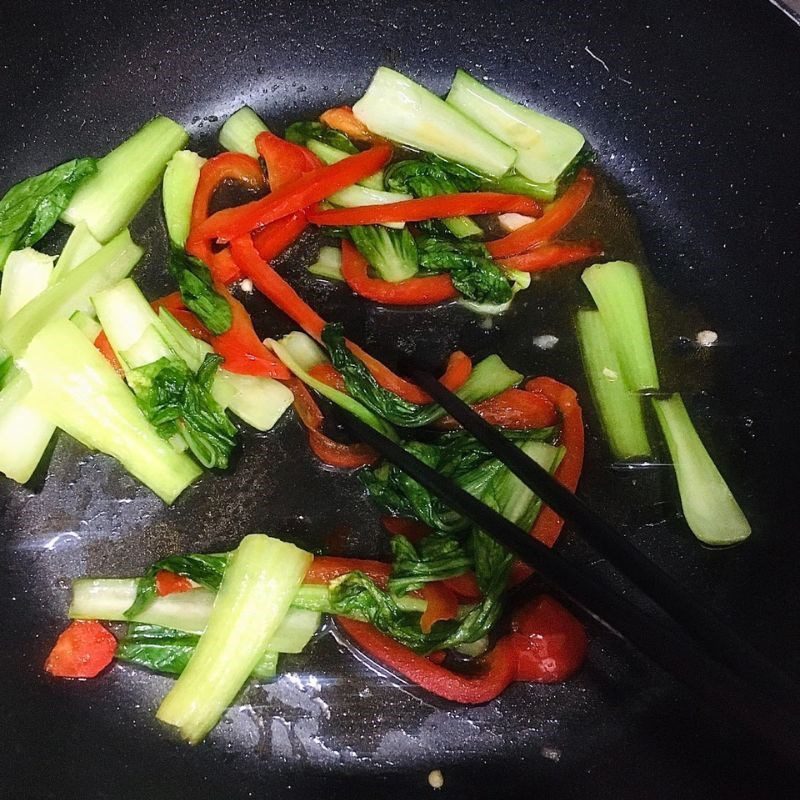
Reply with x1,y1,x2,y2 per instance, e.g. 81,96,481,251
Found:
325,391,800,765
410,369,800,708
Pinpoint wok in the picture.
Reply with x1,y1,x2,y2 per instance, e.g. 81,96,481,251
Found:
1,1,799,797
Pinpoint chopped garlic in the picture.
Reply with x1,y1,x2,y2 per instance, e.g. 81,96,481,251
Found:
498,212,536,232
239,278,254,293
533,334,559,350
602,367,619,380
428,769,444,790
696,329,718,347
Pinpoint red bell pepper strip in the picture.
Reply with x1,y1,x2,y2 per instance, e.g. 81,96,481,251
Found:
305,555,391,588
442,572,482,601
419,582,459,633
208,284,290,379
526,377,585,548
93,331,125,377
151,293,213,340
229,234,437,404
208,247,241,285
188,152,266,283
381,516,430,544
309,193,542,227
509,595,588,682
486,170,595,258
320,106,381,143
155,570,193,596
230,234,327,338
497,239,604,272
439,350,472,391
350,345,432,404
341,240,458,306
190,152,266,232
287,377,378,469
44,620,117,679
308,362,347,392
337,616,518,703
255,131,322,190
252,212,308,262
435,387,558,431
189,144,393,245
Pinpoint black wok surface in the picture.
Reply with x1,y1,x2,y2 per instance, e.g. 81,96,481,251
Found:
1,1,799,797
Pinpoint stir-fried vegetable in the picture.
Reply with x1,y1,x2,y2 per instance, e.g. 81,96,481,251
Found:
0,62,755,743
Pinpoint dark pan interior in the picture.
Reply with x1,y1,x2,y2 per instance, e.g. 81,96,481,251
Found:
1,1,799,797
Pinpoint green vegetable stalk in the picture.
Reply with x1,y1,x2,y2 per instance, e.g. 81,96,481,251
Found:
349,225,419,283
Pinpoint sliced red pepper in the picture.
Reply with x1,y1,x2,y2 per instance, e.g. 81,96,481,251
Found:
189,144,393,244
307,362,347,392
497,239,604,272
44,620,117,679
320,106,381,143
486,170,595,259
525,377,584,548
349,345,431,404
208,284,290,379
155,570,193,596
151,293,213,341
231,234,327,338
419,582,459,633
287,376,378,469
305,555,392,588
255,131,322,190
381,516,430,544
190,152,266,232
188,152,266,283
230,234,437,404
442,572,482,601
439,350,472,391
205,247,240,285
341,240,458,306
309,192,541,227
436,387,558,431
510,595,587,682
93,331,124,378
337,617,518,703
252,212,308,262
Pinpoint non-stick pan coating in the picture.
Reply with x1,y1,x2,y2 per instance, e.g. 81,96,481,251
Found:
1,1,799,797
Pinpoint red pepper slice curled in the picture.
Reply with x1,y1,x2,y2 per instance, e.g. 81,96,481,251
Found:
486,170,595,259
189,144,393,245
341,239,458,306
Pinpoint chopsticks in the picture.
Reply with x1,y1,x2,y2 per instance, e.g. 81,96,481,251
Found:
324,391,800,764
410,369,800,707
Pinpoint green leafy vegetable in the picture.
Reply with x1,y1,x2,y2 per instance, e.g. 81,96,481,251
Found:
322,323,443,427
118,622,283,680
117,623,200,675
129,353,238,469
384,155,482,196
285,121,358,154
167,246,232,335
417,236,512,305
322,324,522,428
362,430,554,532
349,225,418,283
388,533,472,594
384,155,482,238
0,158,97,268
